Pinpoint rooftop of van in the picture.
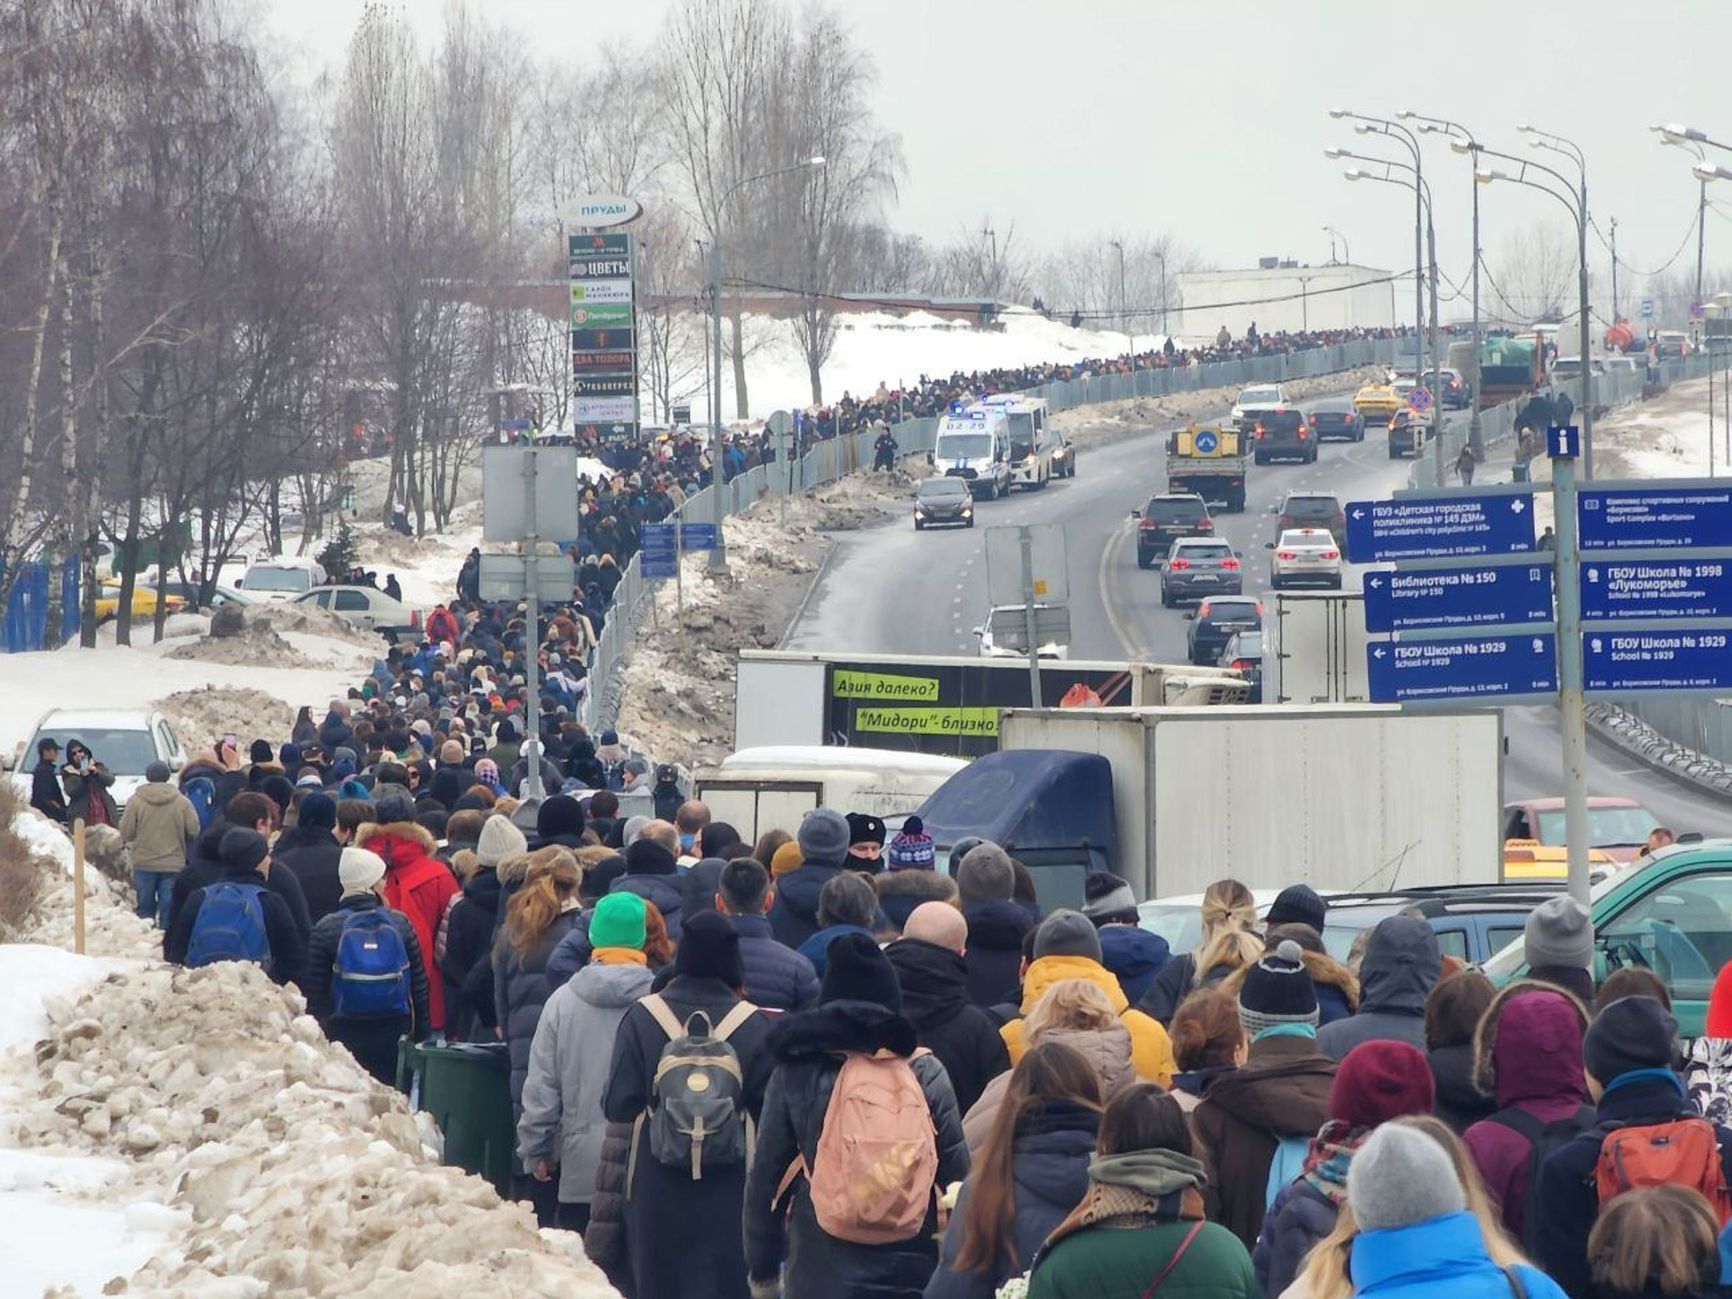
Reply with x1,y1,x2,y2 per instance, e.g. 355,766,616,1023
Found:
717,746,967,776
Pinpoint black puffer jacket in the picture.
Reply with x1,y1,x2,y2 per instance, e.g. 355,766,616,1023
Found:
1254,1176,1339,1298
744,1001,971,1299
438,867,501,1041
769,861,844,949
961,900,1036,1009
1429,1042,1494,1133
302,891,431,1036
274,828,345,924
584,1118,634,1294
730,912,819,1013
886,937,1010,1114
492,906,582,1112
610,870,686,940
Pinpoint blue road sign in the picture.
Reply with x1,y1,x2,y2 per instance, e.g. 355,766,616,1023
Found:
1194,428,1220,454
1547,424,1580,459
1408,385,1433,413
1367,632,1558,703
1577,485,1732,551
1581,558,1732,621
1363,563,1554,634
641,554,677,579
1641,297,1655,320
680,523,720,550
1345,494,1536,564
1585,629,1732,691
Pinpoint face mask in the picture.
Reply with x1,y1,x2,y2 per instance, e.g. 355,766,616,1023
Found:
679,833,696,852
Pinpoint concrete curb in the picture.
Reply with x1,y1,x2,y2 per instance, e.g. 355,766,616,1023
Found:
778,539,840,651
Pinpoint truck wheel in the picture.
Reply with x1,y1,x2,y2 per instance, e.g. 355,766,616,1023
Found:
966,517,975,528
914,520,923,531
1230,494,1246,513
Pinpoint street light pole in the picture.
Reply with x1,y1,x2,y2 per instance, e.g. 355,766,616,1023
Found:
1156,250,1169,338
1110,239,1130,357
1521,124,1593,480
1411,113,1488,459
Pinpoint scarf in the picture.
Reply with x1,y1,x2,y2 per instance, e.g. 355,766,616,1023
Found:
1301,1120,1372,1205
592,947,648,967
1039,1149,1207,1260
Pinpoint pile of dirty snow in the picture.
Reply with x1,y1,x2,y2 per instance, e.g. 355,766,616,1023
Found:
1594,375,1717,479
250,601,385,651
165,620,309,667
155,687,299,757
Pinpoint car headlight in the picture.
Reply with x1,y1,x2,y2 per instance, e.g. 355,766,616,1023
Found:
961,507,973,516
914,508,926,518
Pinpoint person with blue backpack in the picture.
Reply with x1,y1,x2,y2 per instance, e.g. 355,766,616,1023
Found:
303,846,430,1085
164,827,306,987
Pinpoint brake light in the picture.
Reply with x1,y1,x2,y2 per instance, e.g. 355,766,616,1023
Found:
1231,658,1254,671
1309,415,1318,425
1221,557,1241,570
1297,429,1308,440
1139,519,1157,530
1277,550,1297,560
1197,518,1213,530
1254,427,1265,439
1255,602,1264,617
410,609,423,629
1168,558,1191,571
1322,549,1339,560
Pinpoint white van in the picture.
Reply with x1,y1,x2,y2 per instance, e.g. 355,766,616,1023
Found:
693,745,966,845
237,557,328,602
933,405,1012,499
977,394,1056,490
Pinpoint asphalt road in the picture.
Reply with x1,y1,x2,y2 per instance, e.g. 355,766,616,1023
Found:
784,393,1732,837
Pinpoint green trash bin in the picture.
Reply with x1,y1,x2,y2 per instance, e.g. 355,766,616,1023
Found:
398,1039,515,1196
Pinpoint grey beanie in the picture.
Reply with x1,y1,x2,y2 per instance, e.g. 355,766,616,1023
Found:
797,808,851,869
509,796,542,835
145,760,172,784
956,842,1015,905
1033,909,1104,963
1348,1123,1467,1231
476,814,528,869
1525,895,1593,970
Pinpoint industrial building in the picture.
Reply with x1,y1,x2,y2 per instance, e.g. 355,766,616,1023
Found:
1174,259,1399,339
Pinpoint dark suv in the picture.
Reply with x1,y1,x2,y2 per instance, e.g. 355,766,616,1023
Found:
1186,595,1262,665
1251,408,1315,464
1136,493,1213,569
1276,490,1346,546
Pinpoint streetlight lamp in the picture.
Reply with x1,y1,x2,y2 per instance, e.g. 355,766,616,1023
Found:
1719,290,1732,469
1652,125,1711,321
707,155,825,568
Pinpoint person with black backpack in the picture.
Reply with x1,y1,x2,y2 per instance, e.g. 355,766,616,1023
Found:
1462,981,1594,1247
602,910,773,1299
164,827,306,987
303,846,430,1085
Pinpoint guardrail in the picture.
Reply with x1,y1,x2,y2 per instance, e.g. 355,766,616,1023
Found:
581,335,1404,732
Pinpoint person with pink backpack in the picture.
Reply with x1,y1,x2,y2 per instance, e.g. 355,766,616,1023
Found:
744,931,970,1299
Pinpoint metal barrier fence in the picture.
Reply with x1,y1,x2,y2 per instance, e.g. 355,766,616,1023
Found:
582,337,1407,731
1608,695,1732,768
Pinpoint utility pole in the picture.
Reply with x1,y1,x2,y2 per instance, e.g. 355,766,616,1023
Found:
522,441,544,801
709,237,726,569
1469,145,1484,459
1608,216,1619,324
1550,426,1589,905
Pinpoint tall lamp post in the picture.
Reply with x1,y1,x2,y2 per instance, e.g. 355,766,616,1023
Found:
1322,224,1349,265
1331,111,1426,387
708,155,825,568
1109,239,1131,357
1155,249,1169,339
1654,123,1729,320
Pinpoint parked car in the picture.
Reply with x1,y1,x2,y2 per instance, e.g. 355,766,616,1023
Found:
1050,432,1077,479
292,585,423,643
1502,795,1660,865
1221,629,1263,702
8,708,187,808
93,583,187,623
1185,595,1262,666
1318,885,1564,966
1267,527,1342,590
1159,538,1242,607
1139,888,1288,951
237,558,327,602
1306,399,1365,442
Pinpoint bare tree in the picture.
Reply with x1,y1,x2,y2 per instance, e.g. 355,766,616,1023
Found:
932,218,1033,303
1489,220,1575,324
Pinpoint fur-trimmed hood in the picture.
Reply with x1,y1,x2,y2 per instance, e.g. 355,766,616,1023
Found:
766,999,918,1062
1472,978,1589,1106
872,870,958,904
355,820,439,862
1220,947,1360,1012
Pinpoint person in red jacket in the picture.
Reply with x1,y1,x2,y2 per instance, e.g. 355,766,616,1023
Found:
426,604,460,646
358,794,460,1032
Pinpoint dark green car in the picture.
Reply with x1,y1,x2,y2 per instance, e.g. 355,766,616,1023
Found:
1483,841,1732,1036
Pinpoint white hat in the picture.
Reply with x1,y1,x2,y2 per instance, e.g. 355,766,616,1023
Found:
338,847,387,896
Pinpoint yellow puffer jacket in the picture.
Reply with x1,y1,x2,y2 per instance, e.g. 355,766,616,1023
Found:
1001,953,1176,1087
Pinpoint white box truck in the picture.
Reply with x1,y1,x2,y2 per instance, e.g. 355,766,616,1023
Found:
1264,592,1371,704
916,705,1502,906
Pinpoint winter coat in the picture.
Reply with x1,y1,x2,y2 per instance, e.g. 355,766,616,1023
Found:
925,1100,1098,1299
797,923,877,980
961,900,1036,1010
493,905,583,1112
603,975,774,1299
1315,918,1438,1061
768,861,844,949
583,1118,634,1293
1533,1072,1732,1299
163,859,307,986
439,867,502,1040
1255,1177,1339,1298
874,869,958,935
119,782,200,873
166,820,312,949
1028,1212,1257,1299
61,763,119,827
1217,950,1359,1029
609,870,685,941
302,891,430,1037
31,758,69,823
1461,982,1591,1243
1688,1036,1732,1125
1190,1032,1335,1249
1171,1064,1237,1115
728,912,819,1013
885,937,1011,1115
359,822,460,1030
743,1000,970,1299
1003,955,1176,1087
1349,1211,1566,1299
516,955,655,1204
1097,923,1171,1007
1138,952,1241,1026
273,828,345,923
1428,1042,1494,1133
965,1021,1134,1155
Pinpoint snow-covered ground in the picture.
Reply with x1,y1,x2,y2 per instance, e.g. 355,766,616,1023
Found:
1596,376,1724,479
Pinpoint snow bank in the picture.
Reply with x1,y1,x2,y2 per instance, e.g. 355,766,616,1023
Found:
1596,376,1721,479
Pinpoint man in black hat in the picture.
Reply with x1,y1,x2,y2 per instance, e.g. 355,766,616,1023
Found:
30,737,68,824
164,827,306,985
845,812,887,874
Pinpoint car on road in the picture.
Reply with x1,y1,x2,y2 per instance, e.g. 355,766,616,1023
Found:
1221,628,1264,701
1502,795,1660,865
1275,490,1347,547
1135,493,1213,569
976,604,1069,659
1267,527,1342,590
145,580,255,611
1250,408,1316,464
1605,355,1645,378
1655,331,1692,360
93,582,187,623
1185,595,1262,665
1354,381,1403,423
1318,885,1562,967
1050,432,1077,479
1230,383,1288,430
1306,399,1365,443
1159,538,1243,607
8,708,187,809
1422,368,1471,409
237,557,328,603
1387,407,1430,459
292,585,423,643
912,476,975,530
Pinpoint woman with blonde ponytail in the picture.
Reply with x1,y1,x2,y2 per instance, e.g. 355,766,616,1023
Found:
1141,878,1261,1024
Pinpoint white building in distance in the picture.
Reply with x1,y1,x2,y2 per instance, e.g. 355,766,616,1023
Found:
1175,261,1399,340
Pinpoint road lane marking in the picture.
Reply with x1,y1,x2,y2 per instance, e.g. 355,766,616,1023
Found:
1097,521,1145,660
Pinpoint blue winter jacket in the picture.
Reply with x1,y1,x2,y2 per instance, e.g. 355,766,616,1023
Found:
768,861,844,949
1096,923,1170,1007
1350,1211,1566,1299
798,923,877,980
729,913,819,1013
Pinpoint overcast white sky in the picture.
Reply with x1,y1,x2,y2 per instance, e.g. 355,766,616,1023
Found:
265,0,1732,300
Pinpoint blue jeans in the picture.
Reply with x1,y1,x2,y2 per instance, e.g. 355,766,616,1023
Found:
134,869,174,929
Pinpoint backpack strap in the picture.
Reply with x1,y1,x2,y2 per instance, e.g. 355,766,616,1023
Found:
1139,1220,1205,1299
1488,1106,1546,1144
710,1000,759,1044
639,993,686,1042
1503,1265,1529,1299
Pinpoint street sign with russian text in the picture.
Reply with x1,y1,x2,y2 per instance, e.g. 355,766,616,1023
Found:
1345,494,1536,564
1367,632,1557,703
1580,558,1732,621
1577,485,1732,552
1585,629,1732,691
1363,564,1553,634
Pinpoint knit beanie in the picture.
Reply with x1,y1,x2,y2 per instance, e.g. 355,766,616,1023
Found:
887,815,936,871
625,837,678,877
674,910,745,987
797,808,851,869
1331,1040,1435,1126
821,931,902,1013
145,760,171,784
1032,909,1104,962
537,793,586,841
476,815,528,869
338,846,387,895
770,840,804,878
590,891,647,950
219,827,269,873
1238,939,1319,1037
1348,1124,1466,1231
1265,884,1327,935
582,853,629,902
956,842,1015,905
298,792,337,831
903,900,968,955
374,792,418,826
1524,895,1593,971
1082,872,1139,924
1585,996,1679,1086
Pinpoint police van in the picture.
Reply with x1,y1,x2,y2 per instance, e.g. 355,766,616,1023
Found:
976,393,1059,489
933,403,1013,499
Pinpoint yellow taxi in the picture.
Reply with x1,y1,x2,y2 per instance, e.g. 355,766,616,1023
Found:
1353,382,1403,421
93,583,188,622
1501,838,1616,881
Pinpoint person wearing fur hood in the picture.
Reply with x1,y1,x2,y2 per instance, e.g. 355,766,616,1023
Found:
873,864,960,935
357,793,460,1031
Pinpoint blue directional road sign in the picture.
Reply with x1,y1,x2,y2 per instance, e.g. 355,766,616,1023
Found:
1577,485,1732,551
680,523,720,550
1345,494,1536,564
1367,632,1558,703
1585,629,1732,692
639,523,677,550
1580,558,1732,621
640,553,677,579
1363,563,1554,634
1193,428,1220,454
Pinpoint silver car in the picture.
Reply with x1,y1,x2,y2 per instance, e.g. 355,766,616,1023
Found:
293,585,422,642
1160,538,1243,607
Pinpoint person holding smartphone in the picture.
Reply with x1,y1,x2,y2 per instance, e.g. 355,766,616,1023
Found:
61,739,119,828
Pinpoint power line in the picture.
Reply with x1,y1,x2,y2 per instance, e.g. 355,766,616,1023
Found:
1588,208,1700,279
